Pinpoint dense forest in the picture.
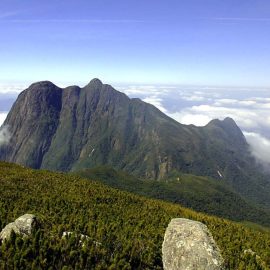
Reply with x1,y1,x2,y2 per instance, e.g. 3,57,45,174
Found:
0,162,269,269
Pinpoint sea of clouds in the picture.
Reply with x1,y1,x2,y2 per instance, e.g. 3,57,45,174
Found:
0,83,269,165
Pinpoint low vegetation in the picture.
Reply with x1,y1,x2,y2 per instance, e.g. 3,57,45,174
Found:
0,162,269,269
77,166,270,227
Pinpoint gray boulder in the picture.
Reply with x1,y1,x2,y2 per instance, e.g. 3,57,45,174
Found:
0,214,38,242
162,218,224,270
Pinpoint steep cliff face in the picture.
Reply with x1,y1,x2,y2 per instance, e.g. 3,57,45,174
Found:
0,81,62,168
1,79,270,207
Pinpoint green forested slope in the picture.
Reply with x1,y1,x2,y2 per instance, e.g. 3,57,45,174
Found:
77,166,270,227
0,162,269,269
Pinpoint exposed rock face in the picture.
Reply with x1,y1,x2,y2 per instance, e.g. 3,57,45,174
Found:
0,214,37,241
162,218,224,270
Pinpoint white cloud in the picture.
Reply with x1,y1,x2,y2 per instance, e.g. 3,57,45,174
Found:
0,112,7,126
180,95,207,102
213,99,238,106
1,19,145,24
213,17,270,22
120,85,172,97
244,132,270,165
0,125,10,146
0,11,21,19
0,83,26,93
143,96,168,113
252,97,270,102
238,100,257,106
169,112,211,126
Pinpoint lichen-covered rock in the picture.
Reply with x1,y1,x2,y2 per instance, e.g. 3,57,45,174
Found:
162,218,224,270
0,214,38,242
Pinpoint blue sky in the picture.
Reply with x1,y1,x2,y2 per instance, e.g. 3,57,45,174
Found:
0,0,270,164
0,0,270,86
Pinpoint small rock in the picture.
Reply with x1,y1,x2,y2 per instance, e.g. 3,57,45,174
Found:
244,249,256,256
62,231,102,247
62,231,89,242
162,218,224,270
0,214,38,242
243,249,267,268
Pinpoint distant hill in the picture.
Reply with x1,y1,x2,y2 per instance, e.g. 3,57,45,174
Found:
0,162,269,269
1,79,270,209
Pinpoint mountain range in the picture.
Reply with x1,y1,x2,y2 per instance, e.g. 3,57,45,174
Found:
1,78,270,211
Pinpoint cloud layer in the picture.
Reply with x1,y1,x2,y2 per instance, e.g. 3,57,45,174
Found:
0,113,8,127
244,132,270,167
0,83,27,93
0,125,10,146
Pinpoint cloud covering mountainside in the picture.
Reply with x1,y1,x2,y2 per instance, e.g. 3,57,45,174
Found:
0,113,8,126
0,125,11,146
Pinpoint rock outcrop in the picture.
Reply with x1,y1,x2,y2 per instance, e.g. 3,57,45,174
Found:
0,214,38,242
162,218,224,270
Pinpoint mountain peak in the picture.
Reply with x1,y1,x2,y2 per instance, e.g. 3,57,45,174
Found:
207,117,238,129
29,81,57,89
86,78,103,88
223,117,237,125
206,117,246,147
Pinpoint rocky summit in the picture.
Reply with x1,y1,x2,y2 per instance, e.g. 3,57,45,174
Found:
162,218,224,270
1,79,270,208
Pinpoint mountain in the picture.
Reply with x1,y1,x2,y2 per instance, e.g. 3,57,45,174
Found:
0,162,269,269
1,79,270,209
